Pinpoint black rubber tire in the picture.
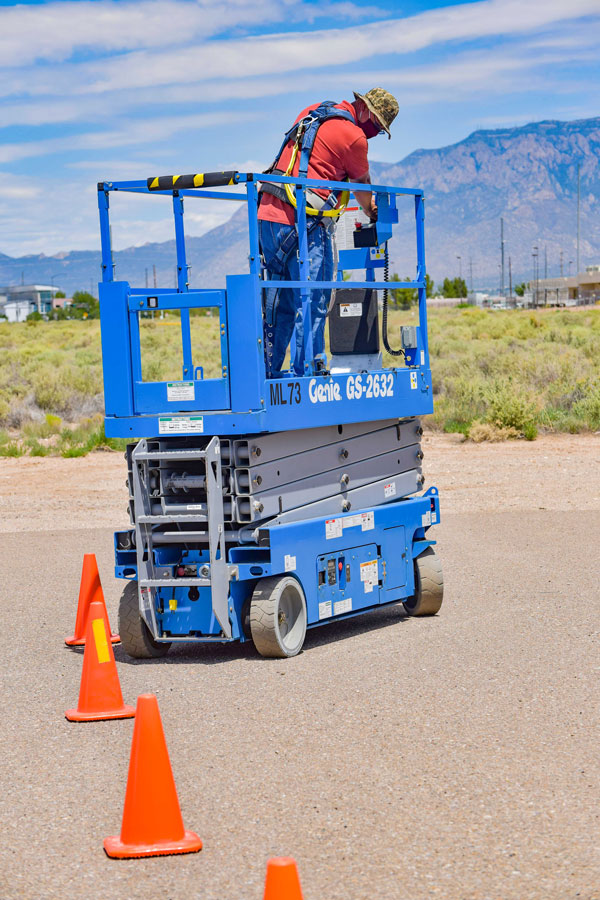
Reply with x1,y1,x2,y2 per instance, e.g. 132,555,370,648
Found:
250,575,307,658
118,580,171,659
403,547,444,616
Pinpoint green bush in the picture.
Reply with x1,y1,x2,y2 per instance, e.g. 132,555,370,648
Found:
481,378,538,438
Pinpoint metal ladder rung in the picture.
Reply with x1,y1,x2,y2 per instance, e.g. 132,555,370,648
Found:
140,577,211,587
138,514,208,523
134,450,209,460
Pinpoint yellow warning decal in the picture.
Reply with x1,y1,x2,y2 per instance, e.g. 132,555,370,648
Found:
193,174,204,187
169,598,178,611
92,617,110,664
172,175,180,186
149,176,159,190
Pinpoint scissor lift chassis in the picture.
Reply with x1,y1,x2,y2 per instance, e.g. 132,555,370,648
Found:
115,417,439,646
98,168,443,657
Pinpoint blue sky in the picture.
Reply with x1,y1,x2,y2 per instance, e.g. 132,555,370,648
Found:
1,0,599,257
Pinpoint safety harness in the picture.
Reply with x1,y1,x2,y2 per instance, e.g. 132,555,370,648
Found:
262,101,354,219
261,101,356,282
261,102,359,374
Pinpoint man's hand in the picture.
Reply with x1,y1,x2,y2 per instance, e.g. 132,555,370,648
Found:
354,171,377,220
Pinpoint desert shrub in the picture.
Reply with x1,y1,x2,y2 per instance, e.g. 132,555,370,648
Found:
469,422,520,442
481,378,538,439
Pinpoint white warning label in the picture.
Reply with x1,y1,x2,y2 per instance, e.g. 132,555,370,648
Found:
319,600,332,620
360,559,378,594
167,381,195,402
158,416,204,434
284,554,296,572
340,303,362,318
339,511,375,532
421,510,432,527
410,371,418,390
384,482,396,499
326,518,343,540
334,597,352,616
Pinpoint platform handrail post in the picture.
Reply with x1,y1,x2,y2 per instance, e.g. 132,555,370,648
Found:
172,191,194,379
98,185,113,283
294,183,314,374
415,193,429,362
246,177,261,278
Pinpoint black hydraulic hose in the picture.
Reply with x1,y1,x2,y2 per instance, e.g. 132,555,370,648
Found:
381,242,404,357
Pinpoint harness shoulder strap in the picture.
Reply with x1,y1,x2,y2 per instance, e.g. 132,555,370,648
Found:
297,102,356,176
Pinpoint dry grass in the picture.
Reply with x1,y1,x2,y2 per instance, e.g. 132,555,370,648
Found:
1,305,598,454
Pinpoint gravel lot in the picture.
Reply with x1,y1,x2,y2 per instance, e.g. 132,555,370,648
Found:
0,434,598,899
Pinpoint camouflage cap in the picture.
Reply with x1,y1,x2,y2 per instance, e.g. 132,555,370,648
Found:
353,88,399,139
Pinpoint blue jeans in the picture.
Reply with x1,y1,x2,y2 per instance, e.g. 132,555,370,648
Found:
259,219,334,376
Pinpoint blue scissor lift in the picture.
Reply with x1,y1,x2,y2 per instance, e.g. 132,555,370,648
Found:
97,169,443,659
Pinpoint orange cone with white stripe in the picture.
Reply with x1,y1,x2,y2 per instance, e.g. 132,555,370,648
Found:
263,857,304,900
65,601,134,722
104,694,202,858
65,553,119,646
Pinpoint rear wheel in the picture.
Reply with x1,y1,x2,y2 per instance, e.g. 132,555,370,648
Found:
118,580,171,659
250,576,307,658
403,547,444,616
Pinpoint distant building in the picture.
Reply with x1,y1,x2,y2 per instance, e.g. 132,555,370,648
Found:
0,284,61,322
533,265,600,307
52,296,72,309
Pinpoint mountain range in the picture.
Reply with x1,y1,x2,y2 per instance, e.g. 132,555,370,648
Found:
1,116,599,294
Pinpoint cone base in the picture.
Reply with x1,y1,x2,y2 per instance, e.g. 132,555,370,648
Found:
103,831,203,859
65,634,120,647
65,705,135,722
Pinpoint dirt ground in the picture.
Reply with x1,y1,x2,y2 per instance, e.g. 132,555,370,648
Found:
0,433,598,533
0,433,598,900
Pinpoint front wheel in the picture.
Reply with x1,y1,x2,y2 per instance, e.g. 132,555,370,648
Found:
250,576,307,658
118,580,171,659
403,547,444,616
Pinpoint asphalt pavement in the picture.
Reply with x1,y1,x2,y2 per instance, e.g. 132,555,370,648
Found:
1,503,598,900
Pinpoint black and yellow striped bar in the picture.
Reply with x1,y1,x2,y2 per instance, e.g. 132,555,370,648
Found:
147,171,237,191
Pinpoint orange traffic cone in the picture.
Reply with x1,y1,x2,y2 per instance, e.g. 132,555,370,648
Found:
263,857,304,900
65,553,119,646
104,694,203,858
65,601,135,722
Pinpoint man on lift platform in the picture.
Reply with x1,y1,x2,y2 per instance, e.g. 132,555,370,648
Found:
258,88,399,378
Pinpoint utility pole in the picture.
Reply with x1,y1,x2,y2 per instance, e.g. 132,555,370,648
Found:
145,268,149,289
576,161,581,300
500,217,505,296
456,255,462,298
508,256,512,300
469,257,473,293
153,264,157,289
532,246,539,308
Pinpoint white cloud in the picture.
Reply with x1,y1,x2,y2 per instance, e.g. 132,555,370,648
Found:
0,173,41,201
0,0,384,68
0,0,598,106
28,0,599,96
0,110,258,164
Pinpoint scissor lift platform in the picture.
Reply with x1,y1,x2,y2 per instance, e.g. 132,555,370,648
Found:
98,168,443,658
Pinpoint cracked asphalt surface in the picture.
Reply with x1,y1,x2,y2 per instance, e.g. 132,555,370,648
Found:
0,434,598,899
